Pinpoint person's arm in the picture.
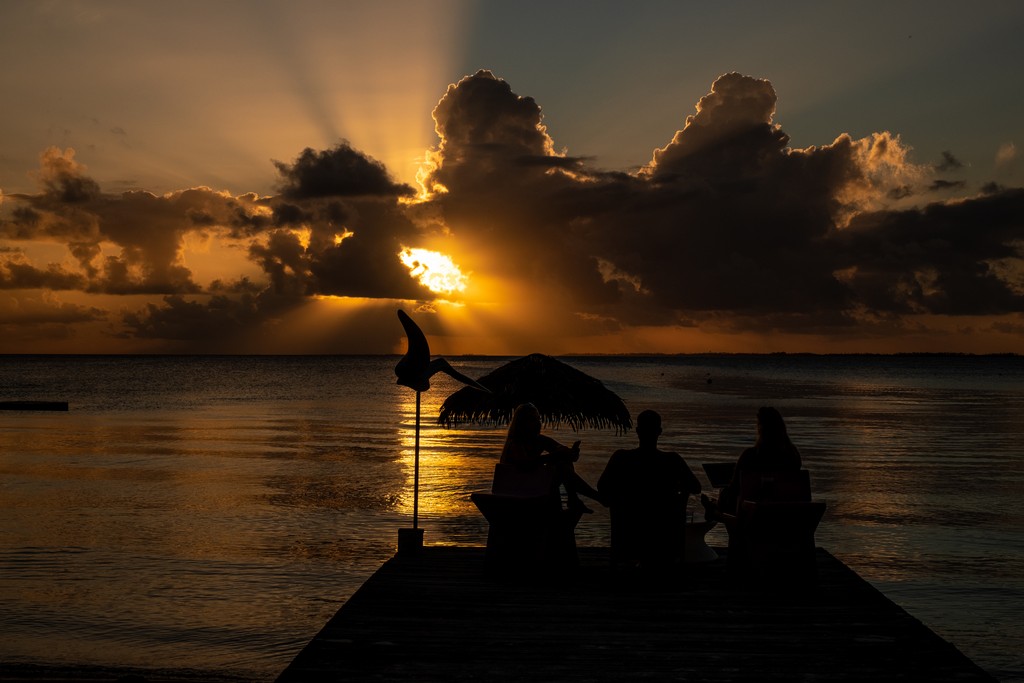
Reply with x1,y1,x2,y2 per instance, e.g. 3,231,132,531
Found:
717,448,751,514
537,434,580,462
597,451,622,503
680,458,702,495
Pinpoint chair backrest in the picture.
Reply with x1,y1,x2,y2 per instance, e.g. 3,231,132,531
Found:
738,470,811,505
702,462,736,489
491,463,558,497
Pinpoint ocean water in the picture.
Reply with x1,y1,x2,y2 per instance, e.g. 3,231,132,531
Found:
0,354,1022,681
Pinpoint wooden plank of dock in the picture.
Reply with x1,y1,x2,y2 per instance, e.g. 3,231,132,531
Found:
276,546,997,682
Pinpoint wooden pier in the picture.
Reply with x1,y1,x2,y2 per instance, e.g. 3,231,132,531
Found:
0,401,68,411
276,546,997,682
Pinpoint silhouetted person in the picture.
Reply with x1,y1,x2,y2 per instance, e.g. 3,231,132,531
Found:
501,403,603,514
598,410,702,570
702,406,802,518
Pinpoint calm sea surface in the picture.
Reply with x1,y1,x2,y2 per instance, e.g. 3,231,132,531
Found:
1,354,1022,681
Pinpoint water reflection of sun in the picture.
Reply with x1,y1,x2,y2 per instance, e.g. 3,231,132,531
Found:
394,373,499,522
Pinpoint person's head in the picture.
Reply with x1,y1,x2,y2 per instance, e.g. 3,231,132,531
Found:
635,409,662,445
755,406,790,446
507,403,542,441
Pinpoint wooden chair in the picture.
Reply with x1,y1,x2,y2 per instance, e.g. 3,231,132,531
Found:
609,492,688,571
470,463,582,573
723,470,826,582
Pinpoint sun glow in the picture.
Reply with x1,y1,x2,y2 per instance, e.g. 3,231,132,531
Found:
399,247,469,296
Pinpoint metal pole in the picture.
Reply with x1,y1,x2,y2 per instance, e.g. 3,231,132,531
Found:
413,390,420,530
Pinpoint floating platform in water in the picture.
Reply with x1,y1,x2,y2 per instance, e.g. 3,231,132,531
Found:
276,546,996,682
0,400,68,411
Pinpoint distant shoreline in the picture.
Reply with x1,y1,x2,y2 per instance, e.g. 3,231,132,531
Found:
0,351,1019,359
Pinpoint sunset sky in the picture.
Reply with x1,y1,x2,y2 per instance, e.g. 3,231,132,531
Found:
2,0,1023,355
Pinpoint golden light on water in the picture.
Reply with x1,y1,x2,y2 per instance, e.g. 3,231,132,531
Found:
399,247,469,296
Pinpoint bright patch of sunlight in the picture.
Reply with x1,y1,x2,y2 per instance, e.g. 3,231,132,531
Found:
399,247,469,296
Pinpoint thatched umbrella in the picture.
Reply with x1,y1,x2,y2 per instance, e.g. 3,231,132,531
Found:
438,353,632,433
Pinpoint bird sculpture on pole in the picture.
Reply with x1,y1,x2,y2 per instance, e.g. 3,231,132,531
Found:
395,309,487,551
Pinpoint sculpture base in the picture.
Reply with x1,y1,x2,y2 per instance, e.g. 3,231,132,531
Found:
397,527,424,557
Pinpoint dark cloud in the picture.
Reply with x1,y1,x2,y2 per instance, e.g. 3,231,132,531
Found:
643,73,788,183
274,142,415,199
929,179,967,192
121,293,262,341
422,70,562,195
0,293,105,325
1,138,436,346
835,188,1024,315
2,159,261,296
416,71,1024,339
35,147,101,203
304,202,429,299
888,185,914,200
936,151,964,172
2,72,1023,351
0,260,87,290
420,72,873,331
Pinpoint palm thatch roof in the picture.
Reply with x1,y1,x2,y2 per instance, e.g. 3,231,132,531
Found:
437,353,632,433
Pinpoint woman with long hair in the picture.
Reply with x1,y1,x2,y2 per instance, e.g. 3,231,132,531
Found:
702,406,802,517
501,403,603,513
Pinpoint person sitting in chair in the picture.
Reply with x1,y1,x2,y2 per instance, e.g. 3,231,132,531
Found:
701,406,802,519
598,410,702,570
501,403,603,514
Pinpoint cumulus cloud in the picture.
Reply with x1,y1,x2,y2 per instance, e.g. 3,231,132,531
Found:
0,259,87,290
642,72,785,182
835,189,1024,316
115,142,435,342
273,142,415,199
33,147,102,203
412,71,1024,341
2,151,259,295
0,291,105,325
416,72,926,334
420,69,563,196
1,71,1023,351
121,293,262,341
0,290,107,346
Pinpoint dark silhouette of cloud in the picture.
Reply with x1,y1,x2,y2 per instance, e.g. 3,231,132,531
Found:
2,71,1023,351
0,260,86,290
121,293,263,341
936,151,964,172
417,72,959,336
835,188,1024,316
274,142,415,199
929,179,967,192
35,147,101,203
0,292,106,345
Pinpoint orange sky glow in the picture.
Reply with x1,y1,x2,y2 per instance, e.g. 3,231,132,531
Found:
1,1,1023,355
